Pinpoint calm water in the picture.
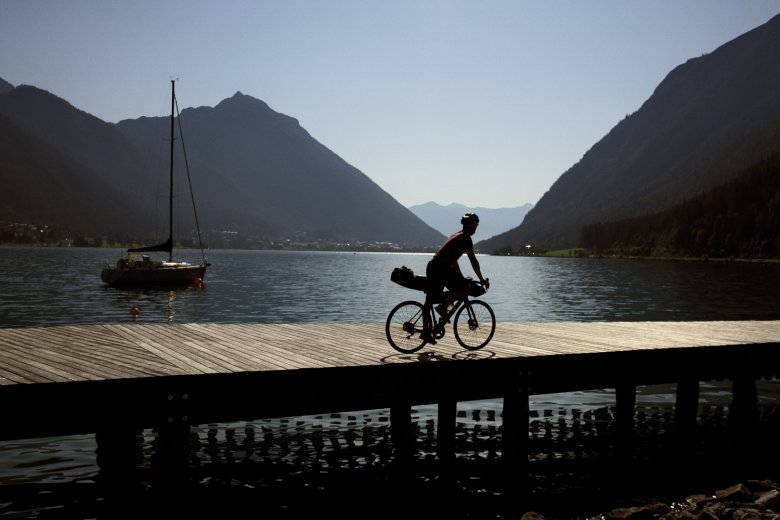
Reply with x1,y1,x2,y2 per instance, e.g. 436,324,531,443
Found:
2,246,780,518
3,246,780,327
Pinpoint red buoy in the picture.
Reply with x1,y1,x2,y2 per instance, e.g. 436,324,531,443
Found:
130,305,140,318
194,277,203,287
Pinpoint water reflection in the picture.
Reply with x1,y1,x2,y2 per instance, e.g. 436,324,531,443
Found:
166,290,175,323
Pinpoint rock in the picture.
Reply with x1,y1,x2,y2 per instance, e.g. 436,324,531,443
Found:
714,483,753,502
730,508,763,520
588,480,780,520
606,502,669,519
754,489,780,509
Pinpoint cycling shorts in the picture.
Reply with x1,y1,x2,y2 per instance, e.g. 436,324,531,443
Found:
425,259,466,303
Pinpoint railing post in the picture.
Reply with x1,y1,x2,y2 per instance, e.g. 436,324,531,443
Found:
95,422,143,481
502,368,529,482
726,354,761,478
152,390,193,483
731,356,759,445
95,421,144,513
614,382,636,456
674,377,700,448
437,396,457,463
390,401,413,464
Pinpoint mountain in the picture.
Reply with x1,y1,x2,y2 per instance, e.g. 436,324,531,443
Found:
479,13,780,253
0,78,12,94
0,86,157,238
0,82,445,248
407,202,533,242
580,153,780,258
0,112,131,235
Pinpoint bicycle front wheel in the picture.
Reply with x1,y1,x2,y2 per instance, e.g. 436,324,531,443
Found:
386,300,427,354
453,299,496,350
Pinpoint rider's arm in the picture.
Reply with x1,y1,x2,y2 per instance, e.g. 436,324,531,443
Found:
466,249,489,288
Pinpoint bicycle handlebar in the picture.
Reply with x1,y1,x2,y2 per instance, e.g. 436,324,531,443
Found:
473,278,490,291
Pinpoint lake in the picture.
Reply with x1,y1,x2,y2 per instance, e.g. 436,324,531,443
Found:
1,246,779,518
3,246,780,327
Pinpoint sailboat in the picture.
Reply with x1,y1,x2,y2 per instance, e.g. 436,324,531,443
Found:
101,80,210,286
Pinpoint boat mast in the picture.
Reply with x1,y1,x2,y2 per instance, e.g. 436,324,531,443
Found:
168,79,175,262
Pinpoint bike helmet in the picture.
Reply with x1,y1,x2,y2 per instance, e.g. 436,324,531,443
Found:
461,212,479,225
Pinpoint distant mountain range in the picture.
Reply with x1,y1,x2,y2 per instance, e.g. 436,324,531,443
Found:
479,12,780,253
3,12,779,254
407,202,532,242
0,81,445,249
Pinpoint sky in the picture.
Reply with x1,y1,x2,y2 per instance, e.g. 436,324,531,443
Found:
2,1,779,209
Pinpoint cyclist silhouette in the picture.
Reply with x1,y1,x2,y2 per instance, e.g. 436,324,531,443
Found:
421,212,489,344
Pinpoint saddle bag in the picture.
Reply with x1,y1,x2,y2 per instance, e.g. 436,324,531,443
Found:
390,266,427,292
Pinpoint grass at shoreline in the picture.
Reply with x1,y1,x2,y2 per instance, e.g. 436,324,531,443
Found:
541,247,780,264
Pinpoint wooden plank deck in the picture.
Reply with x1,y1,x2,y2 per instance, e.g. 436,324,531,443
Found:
2,320,779,384
0,320,778,442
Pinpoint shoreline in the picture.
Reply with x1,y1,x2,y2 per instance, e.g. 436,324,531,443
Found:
4,242,780,263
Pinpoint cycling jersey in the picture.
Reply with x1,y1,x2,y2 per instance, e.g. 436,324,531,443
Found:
425,231,472,301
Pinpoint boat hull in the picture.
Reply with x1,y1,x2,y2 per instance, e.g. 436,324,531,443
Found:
101,264,207,286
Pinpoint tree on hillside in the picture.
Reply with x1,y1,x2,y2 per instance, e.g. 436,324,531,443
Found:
580,154,780,259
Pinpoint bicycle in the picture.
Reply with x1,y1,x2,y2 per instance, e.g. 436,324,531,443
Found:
385,276,495,354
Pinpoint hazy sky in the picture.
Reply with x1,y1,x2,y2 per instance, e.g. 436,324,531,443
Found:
2,1,779,209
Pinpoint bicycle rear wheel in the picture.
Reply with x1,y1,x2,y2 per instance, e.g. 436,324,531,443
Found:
453,299,496,350
386,300,427,353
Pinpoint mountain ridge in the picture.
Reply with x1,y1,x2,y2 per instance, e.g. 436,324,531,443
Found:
478,12,780,253
3,12,779,252
0,81,445,248
407,202,533,243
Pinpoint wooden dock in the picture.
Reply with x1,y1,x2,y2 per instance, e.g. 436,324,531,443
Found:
1,320,779,470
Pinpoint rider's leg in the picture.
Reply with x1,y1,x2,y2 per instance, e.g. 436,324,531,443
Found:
422,298,433,332
424,260,445,333
442,286,468,310
421,296,438,344
441,271,469,311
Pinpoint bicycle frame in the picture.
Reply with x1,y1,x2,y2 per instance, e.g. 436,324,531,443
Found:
432,294,470,334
